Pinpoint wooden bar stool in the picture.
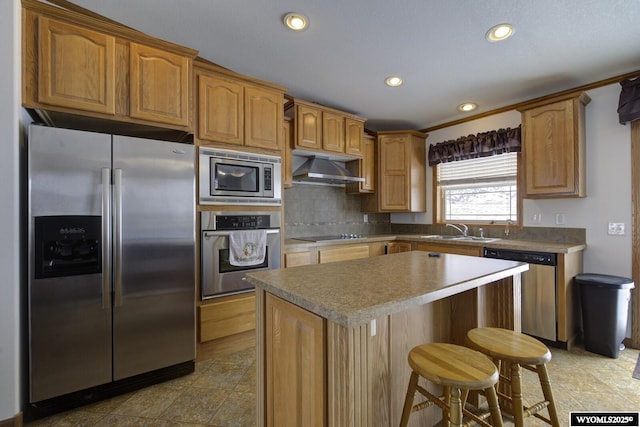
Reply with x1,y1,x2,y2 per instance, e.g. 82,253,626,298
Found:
466,327,560,427
399,343,504,427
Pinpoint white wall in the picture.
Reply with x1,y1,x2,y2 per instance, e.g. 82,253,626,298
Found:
0,0,22,421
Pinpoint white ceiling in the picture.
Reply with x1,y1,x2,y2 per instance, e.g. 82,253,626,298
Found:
71,0,640,131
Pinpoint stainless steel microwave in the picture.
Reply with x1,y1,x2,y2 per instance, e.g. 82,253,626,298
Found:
199,147,282,206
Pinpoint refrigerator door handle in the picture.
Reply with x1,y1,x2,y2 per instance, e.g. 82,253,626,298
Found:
114,168,123,307
101,168,112,309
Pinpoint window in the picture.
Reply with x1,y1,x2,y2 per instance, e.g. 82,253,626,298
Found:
436,152,519,223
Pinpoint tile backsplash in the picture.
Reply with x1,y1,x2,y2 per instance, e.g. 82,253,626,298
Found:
284,184,390,237
284,184,586,244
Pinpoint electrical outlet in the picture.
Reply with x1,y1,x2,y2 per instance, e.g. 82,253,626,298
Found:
530,213,541,224
555,213,566,225
608,222,625,235
363,214,369,223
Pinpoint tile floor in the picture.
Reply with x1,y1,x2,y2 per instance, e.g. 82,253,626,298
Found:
26,338,640,426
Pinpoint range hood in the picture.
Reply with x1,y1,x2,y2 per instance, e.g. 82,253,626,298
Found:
292,156,364,184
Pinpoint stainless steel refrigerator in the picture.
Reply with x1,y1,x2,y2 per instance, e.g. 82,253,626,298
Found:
27,124,195,411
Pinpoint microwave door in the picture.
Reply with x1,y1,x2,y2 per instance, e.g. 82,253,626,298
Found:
212,160,262,197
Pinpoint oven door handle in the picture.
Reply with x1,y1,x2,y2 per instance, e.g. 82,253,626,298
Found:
202,229,280,238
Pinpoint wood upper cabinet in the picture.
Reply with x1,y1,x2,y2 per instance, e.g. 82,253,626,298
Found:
322,111,345,153
295,104,322,150
266,293,325,427
346,133,375,194
282,117,293,188
197,73,243,144
518,91,590,198
37,17,116,115
377,130,427,212
196,64,284,151
345,118,364,156
288,98,365,157
244,85,283,150
23,4,197,131
130,43,190,127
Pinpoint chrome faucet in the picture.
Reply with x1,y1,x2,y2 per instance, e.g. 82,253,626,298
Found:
446,223,468,237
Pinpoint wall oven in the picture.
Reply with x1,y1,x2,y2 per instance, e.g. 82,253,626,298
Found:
199,147,282,206
200,211,281,299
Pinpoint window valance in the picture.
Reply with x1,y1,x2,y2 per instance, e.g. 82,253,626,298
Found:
618,77,640,124
427,125,521,166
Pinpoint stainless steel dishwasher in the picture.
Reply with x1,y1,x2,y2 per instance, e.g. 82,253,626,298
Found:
483,247,558,342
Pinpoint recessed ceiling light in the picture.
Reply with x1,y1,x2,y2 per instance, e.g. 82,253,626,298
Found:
283,13,308,31
485,23,514,42
385,76,403,87
458,102,478,112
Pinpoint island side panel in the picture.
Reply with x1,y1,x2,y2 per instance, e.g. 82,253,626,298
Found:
256,288,265,427
477,273,521,332
264,293,326,427
389,299,450,427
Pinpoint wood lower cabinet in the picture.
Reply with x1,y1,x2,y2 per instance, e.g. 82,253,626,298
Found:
196,61,284,151
130,43,190,127
318,244,370,264
519,91,590,198
415,242,482,257
387,241,412,254
284,250,313,267
265,294,325,427
199,293,256,342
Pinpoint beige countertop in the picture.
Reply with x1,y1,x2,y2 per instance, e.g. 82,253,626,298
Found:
285,233,586,254
246,251,528,327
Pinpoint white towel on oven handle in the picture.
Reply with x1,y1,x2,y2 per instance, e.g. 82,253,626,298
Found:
229,230,267,266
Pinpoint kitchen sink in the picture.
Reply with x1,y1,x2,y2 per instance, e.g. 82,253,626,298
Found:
420,235,500,243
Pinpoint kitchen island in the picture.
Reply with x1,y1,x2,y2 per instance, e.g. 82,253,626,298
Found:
246,251,529,427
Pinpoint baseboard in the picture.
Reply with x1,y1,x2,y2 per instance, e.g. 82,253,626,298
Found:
0,412,23,427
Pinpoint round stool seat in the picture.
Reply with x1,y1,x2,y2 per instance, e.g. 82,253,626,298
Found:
467,327,551,365
408,343,499,391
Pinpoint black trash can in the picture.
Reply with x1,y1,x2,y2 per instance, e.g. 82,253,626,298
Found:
575,273,634,358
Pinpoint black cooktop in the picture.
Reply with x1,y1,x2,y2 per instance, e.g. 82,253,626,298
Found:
295,234,363,242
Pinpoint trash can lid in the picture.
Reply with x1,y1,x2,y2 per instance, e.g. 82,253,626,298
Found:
574,273,635,289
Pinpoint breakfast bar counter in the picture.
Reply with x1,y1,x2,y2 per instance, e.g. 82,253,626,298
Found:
246,251,529,427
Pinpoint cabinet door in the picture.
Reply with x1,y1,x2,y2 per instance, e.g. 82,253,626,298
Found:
295,104,322,150
283,119,293,188
318,244,370,264
522,99,576,196
284,250,313,267
415,243,481,257
361,135,376,192
379,135,409,210
345,118,364,156
266,294,325,427
38,17,115,115
387,241,412,253
197,74,243,145
130,43,190,126
322,111,345,153
245,86,283,150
